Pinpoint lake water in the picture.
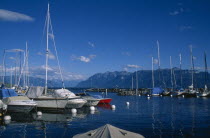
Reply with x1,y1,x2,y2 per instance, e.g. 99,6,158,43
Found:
0,92,210,137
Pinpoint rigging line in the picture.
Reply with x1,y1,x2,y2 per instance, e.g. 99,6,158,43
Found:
179,53,182,88
204,52,208,86
17,51,27,87
170,56,173,89
49,15,65,89
173,69,177,88
41,12,48,51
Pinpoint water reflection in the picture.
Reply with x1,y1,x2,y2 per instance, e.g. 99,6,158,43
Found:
0,93,209,137
97,103,111,109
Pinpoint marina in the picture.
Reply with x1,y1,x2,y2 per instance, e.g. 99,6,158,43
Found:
0,91,210,137
1,0,210,137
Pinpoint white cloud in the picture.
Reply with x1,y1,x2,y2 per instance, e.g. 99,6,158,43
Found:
37,52,43,55
9,57,15,60
48,50,55,60
169,11,180,16
37,50,55,59
169,8,184,16
41,65,54,71
5,49,24,52
0,9,34,22
122,52,131,56
126,64,141,68
179,25,192,31
123,67,128,71
153,59,159,64
89,54,96,59
79,56,90,63
29,66,87,81
88,42,95,47
72,54,96,63
48,33,54,39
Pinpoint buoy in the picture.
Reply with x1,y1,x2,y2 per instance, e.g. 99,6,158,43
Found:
160,95,163,97
182,95,185,98
147,97,150,99
126,102,130,106
72,113,77,117
139,94,141,96
3,104,7,110
147,94,150,97
37,111,42,116
111,105,116,110
197,96,199,98
4,120,11,125
4,115,11,121
90,106,95,111
37,115,42,119
90,110,95,114
71,108,77,114
170,95,173,97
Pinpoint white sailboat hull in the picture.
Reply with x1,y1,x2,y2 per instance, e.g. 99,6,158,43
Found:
34,96,68,109
197,92,210,97
66,99,86,108
7,100,37,113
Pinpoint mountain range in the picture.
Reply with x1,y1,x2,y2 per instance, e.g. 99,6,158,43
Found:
2,68,209,89
76,68,209,89
2,76,80,87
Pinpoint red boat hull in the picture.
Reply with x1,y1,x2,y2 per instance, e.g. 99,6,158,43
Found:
98,98,112,104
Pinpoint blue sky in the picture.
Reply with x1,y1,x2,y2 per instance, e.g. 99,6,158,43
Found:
0,0,210,81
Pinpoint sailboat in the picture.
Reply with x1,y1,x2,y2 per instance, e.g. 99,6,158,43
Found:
151,41,164,96
0,85,36,113
197,52,210,97
175,53,187,96
185,46,197,97
26,4,86,109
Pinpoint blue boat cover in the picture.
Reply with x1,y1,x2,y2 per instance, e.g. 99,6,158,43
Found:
152,87,164,94
0,89,18,99
92,95,103,99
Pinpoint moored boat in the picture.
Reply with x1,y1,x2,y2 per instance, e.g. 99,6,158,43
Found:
92,95,112,104
54,89,87,108
76,93,100,106
151,87,164,96
26,86,69,109
1,88,36,113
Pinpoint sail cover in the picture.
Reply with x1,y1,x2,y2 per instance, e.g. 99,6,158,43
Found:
26,86,45,98
73,124,144,138
0,89,18,99
152,87,164,95
2,96,30,104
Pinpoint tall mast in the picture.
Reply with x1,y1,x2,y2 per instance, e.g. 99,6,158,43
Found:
45,3,50,95
157,40,161,83
2,49,6,84
26,42,29,87
24,42,28,87
131,75,133,90
23,45,26,87
14,53,17,86
170,56,173,90
152,57,154,88
204,52,208,88
10,66,12,88
179,53,182,88
190,46,194,87
19,51,21,80
136,67,138,95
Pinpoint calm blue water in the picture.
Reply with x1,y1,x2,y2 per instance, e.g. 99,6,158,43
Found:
0,92,210,138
